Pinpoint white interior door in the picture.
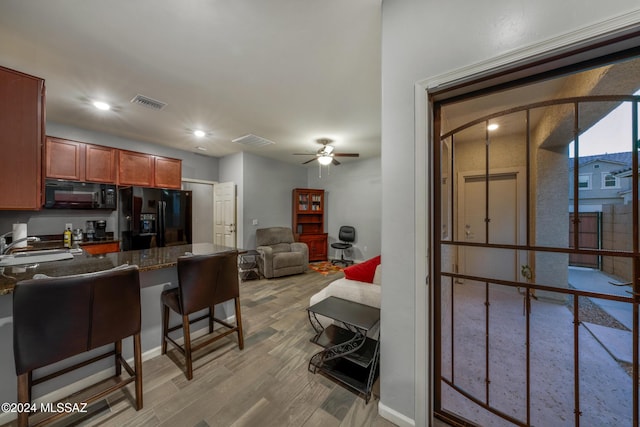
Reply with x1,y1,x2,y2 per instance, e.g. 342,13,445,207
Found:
182,180,215,244
458,173,518,282
214,181,237,248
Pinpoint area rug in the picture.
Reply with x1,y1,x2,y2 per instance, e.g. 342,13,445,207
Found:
309,261,344,275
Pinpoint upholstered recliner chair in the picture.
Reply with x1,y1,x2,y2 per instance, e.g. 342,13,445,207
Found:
256,227,308,278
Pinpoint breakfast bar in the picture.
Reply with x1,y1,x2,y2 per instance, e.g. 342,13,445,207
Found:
0,243,238,417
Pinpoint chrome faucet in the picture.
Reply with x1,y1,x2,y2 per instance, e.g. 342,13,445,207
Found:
1,235,41,255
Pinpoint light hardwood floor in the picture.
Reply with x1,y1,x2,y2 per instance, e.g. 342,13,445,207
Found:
6,269,399,427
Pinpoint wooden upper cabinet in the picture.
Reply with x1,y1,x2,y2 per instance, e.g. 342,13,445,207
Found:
117,151,181,188
154,156,182,189
118,150,154,187
85,144,116,183
45,137,117,184
45,136,181,189
0,66,44,210
45,137,83,181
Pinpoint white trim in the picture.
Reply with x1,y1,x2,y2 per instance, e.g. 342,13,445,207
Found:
413,82,429,427
601,172,621,189
379,401,416,427
181,177,218,185
414,9,640,427
579,173,593,190
423,9,640,93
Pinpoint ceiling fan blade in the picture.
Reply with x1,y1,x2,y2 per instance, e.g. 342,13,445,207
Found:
333,153,359,157
332,158,341,165
302,158,316,165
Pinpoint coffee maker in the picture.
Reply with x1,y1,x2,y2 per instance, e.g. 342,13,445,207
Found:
95,220,107,240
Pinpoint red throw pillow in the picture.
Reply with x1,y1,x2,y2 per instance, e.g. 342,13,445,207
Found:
343,255,381,283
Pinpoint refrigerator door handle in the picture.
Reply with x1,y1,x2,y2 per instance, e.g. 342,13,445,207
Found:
159,201,166,247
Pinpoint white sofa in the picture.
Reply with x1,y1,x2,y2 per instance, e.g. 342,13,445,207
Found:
309,265,381,335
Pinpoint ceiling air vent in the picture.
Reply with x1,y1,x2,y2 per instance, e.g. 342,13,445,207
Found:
232,134,275,147
130,94,167,111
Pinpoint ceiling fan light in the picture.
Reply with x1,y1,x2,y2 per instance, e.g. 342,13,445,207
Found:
318,155,333,165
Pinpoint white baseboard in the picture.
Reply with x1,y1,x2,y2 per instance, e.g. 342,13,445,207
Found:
378,401,416,427
0,318,235,425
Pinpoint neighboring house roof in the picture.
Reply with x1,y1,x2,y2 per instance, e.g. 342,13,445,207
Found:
568,151,632,170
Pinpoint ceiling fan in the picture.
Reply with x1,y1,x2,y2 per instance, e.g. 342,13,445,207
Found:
294,138,359,165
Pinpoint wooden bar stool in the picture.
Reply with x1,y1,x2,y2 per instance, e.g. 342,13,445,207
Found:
12,265,143,427
161,251,244,380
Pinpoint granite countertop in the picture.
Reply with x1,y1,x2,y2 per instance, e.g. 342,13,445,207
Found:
0,243,238,295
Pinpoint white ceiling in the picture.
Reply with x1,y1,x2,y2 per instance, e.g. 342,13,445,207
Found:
0,0,382,165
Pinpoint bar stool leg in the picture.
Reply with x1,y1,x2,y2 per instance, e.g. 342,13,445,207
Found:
161,304,169,355
133,333,143,410
182,314,193,380
115,339,122,376
209,306,214,333
235,297,244,350
17,373,29,427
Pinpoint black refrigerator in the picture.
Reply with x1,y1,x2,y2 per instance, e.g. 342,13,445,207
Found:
119,187,192,251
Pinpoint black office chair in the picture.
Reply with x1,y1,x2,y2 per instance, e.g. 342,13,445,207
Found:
331,226,356,266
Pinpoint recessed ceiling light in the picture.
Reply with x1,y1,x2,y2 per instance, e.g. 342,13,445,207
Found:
196,146,207,151
487,123,499,131
193,130,206,137
93,101,111,111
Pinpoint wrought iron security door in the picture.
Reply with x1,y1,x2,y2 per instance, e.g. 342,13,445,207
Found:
434,94,640,427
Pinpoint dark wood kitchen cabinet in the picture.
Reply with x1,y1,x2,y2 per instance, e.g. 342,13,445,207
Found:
0,66,45,210
45,137,82,181
85,143,116,183
154,156,182,189
118,150,154,187
80,241,120,255
45,136,117,183
118,150,182,189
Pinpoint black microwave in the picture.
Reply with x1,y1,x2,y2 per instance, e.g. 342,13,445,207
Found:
44,180,117,209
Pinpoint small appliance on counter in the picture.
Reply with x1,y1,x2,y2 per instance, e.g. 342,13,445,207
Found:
85,220,96,240
95,220,107,240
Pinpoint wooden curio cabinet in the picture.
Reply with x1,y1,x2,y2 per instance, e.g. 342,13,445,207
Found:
292,188,328,261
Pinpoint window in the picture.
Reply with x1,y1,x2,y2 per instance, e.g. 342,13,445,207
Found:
578,174,592,190
602,172,620,189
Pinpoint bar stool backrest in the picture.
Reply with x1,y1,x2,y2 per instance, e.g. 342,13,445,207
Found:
177,251,239,314
13,266,141,376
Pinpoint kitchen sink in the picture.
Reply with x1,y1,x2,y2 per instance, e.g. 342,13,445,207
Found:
0,249,74,267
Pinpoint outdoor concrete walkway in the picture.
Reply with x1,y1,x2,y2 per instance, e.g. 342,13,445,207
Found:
440,279,632,426
568,266,633,329
568,266,634,364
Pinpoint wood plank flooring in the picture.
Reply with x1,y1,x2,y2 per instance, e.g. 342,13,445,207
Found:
4,269,397,427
